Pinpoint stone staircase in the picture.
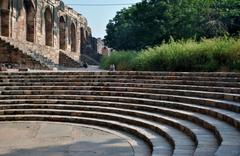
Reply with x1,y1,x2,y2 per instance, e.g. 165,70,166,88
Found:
81,54,100,65
0,36,58,69
0,71,239,156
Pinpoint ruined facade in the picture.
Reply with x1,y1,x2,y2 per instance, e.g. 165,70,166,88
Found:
0,0,91,69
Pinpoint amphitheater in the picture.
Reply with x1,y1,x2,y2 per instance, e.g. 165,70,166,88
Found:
0,71,239,156
0,0,240,156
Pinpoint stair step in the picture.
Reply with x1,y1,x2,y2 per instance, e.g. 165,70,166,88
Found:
0,90,239,113
0,37,56,69
3,107,240,155
0,79,240,88
0,71,239,156
0,103,219,155
4,83,240,94
2,88,240,103
0,75,239,82
1,71,240,77
0,110,175,156
0,96,239,155
0,114,157,155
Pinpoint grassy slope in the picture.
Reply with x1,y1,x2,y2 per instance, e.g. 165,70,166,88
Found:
100,38,240,72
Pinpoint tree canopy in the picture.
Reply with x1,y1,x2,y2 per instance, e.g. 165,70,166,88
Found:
104,0,240,51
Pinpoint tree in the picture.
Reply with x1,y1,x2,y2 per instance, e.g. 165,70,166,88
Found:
104,0,240,51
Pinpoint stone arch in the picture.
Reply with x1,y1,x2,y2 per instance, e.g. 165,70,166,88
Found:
44,7,53,46
70,23,76,52
59,16,66,50
24,0,35,42
0,0,9,37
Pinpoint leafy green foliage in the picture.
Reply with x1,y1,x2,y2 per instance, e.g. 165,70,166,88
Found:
100,51,137,70
100,38,240,72
104,0,240,50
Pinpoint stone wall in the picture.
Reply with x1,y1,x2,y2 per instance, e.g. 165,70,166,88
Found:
0,42,48,69
0,0,91,68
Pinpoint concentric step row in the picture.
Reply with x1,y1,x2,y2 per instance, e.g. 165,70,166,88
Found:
3,82,240,94
1,95,239,155
2,86,240,103
0,71,240,77
1,72,240,83
1,78,240,88
0,102,220,155
0,72,239,156
0,75,240,82
1,89,239,114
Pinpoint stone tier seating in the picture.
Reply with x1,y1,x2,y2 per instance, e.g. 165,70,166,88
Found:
0,71,239,156
0,36,58,69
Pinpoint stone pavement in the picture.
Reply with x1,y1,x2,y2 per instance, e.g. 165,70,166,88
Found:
58,66,107,72
4,66,106,73
0,121,134,156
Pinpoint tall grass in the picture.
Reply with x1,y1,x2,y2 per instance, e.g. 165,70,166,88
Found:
100,38,240,72
100,51,137,70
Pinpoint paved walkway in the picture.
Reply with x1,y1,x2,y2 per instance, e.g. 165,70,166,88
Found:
58,66,107,72
0,122,134,156
4,66,107,73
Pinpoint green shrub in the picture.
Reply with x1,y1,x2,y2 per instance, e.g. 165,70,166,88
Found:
100,37,240,72
100,51,137,70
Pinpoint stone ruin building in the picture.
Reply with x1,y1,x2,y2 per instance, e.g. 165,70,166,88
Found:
0,0,93,70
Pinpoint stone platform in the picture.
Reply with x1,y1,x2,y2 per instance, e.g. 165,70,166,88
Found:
0,122,135,156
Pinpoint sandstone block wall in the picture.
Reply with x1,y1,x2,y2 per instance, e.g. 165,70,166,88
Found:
0,0,91,68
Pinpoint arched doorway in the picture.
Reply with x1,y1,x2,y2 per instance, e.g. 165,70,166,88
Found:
59,16,66,50
24,0,35,42
0,0,9,37
71,23,76,52
44,7,53,46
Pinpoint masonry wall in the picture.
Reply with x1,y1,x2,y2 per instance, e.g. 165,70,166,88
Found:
0,0,91,66
0,45,48,70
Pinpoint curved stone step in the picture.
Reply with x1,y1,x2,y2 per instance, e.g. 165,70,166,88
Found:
1,90,239,113
0,121,151,156
4,108,196,155
0,71,239,156
193,114,240,156
1,76,240,84
0,109,184,156
0,75,239,82
0,93,239,126
0,103,219,155
3,83,240,94
0,71,240,77
2,87,239,103
0,92,240,127
77,123,152,156
1,78,240,88
0,114,158,155
1,97,238,130
2,99,240,154
1,94,239,155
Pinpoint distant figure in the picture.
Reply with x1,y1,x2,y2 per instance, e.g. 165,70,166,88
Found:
112,64,116,71
83,61,88,68
109,64,116,71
